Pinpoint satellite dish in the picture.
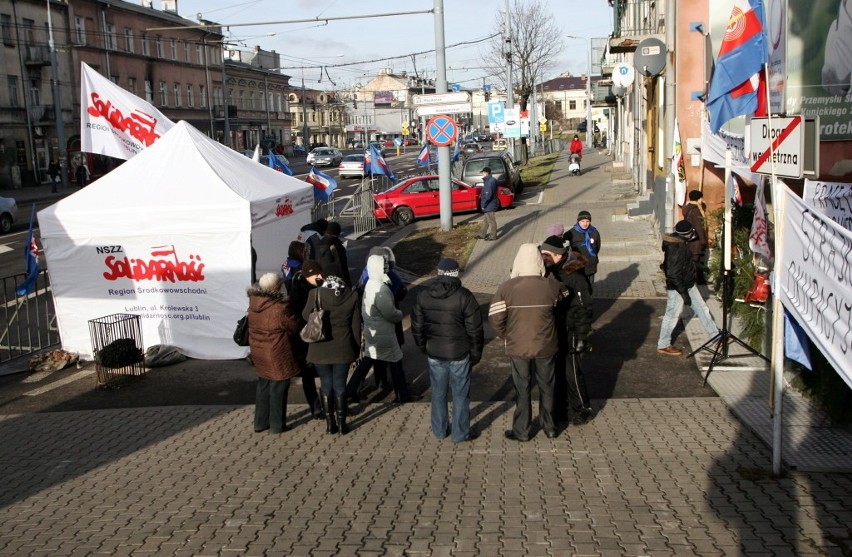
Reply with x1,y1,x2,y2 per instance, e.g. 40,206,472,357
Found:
612,64,635,87
632,37,667,76
612,85,627,97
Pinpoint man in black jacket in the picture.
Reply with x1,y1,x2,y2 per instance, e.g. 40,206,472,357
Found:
412,258,484,443
657,220,721,356
540,236,595,427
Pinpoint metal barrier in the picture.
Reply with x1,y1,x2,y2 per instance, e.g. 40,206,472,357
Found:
0,269,60,363
310,192,338,223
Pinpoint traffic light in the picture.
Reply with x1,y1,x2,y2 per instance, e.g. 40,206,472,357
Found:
484,91,491,102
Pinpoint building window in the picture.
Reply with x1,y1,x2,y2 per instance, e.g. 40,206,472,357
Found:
173,83,181,107
141,32,149,56
569,100,576,111
248,91,254,110
200,85,207,108
184,41,190,63
127,77,136,96
145,79,153,103
187,84,194,107
238,90,245,110
124,28,134,53
28,79,40,106
109,75,118,85
1,14,13,46
22,18,34,46
7,76,18,107
213,86,222,106
75,16,86,46
196,44,202,64
170,38,177,60
105,23,117,51
156,36,163,58
159,81,168,106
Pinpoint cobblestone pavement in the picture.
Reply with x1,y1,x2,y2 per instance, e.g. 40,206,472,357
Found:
0,150,850,556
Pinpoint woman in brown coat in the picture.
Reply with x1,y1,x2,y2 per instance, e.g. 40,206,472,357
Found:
247,272,301,433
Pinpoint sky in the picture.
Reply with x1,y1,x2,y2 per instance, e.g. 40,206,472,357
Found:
168,0,614,91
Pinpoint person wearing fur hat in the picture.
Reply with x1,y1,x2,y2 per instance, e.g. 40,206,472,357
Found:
539,236,595,427
247,273,302,433
412,258,484,443
656,220,721,356
303,263,362,434
565,210,601,292
489,244,568,441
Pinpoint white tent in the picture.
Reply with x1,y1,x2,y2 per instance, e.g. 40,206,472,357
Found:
39,121,314,360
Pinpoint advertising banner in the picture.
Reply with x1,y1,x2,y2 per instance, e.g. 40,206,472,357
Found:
779,187,852,387
80,62,175,159
803,179,852,229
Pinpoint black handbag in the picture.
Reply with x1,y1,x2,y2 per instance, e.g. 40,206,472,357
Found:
300,293,326,343
233,313,249,346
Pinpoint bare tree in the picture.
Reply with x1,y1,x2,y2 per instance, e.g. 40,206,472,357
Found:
483,1,564,112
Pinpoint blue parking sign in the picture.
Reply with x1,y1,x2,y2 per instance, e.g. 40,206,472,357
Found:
487,102,505,124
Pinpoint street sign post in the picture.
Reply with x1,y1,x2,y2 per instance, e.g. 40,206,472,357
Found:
412,92,470,105
487,102,505,124
426,115,458,147
749,116,805,178
416,103,473,117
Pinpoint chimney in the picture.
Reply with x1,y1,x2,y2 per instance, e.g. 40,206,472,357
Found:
162,0,178,13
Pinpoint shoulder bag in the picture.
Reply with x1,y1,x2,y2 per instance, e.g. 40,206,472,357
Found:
233,313,249,346
300,292,326,343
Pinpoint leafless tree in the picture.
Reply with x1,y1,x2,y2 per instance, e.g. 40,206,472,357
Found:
483,1,564,112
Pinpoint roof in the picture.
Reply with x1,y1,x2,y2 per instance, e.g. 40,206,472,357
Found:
540,75,603,93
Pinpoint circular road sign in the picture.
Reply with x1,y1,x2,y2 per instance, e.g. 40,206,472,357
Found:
426,114,458,147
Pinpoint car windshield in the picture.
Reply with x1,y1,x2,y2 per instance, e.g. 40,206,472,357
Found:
465,159,503,176
314,149,334,155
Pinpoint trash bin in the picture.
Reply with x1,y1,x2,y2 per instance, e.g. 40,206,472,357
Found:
88,313,145,387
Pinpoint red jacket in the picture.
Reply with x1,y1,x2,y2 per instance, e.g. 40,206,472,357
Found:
569,139,583,157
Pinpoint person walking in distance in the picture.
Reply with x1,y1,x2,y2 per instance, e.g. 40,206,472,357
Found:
681,190,708,284
657,220,722,356
476,167,499,241
247,273,301,434
412,258,484,443
565,210,601,292
539,237,594,427
489,244,566,441
75,161,90,187
569,134,583,159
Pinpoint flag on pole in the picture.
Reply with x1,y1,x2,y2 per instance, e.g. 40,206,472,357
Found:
15,204,39,297
305,167,338,201
80,62,175,159
730,173,743,205
368,144,396,182
251,144,260,162
452,141,461,162
416,143,431,167
784,310,812,370
267,153,294,176
705,0,768,133
672,118,687,206
749,176,772,262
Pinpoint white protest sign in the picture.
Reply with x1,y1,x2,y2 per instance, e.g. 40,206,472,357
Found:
802,179,852,230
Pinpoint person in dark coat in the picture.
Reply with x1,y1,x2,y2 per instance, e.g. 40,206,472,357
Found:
75,162,90,187
297,218,328,260
285,253,322,420
564,210,601,292
303,263,361,434
247,273,301,433
412,258,483,443
316,221,352,287
681,190,708,284
540,236,594,427
488,244,567,441
656,220,721,356
476,167,500,241
47,161,60,193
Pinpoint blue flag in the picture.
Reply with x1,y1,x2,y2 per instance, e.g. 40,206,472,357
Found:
305,167,338,201
705,0,768,132
16,204,39,297
268,153,294,176
452,141,461,162
784,310,812,370
368,144,396,182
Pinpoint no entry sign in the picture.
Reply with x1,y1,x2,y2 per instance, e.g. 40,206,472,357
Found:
426,115,458,147
749,116,804,178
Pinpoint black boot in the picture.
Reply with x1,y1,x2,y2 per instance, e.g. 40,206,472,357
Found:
335,394,349,435
320,391,338,434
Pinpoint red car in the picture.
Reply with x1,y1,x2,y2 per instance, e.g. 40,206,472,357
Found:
373,175,514,226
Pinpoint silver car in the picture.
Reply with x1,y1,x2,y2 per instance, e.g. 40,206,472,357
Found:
306,147,343,167
338,154,366,179
0,196,18,234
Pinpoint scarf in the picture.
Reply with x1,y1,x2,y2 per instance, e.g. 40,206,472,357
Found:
572,223,598,258
321,274,347,294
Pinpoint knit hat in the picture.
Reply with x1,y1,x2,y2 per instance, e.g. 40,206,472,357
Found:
539,235,568,255
545,223,565,237
674,220,697,241
577,210,592,221
301,259,323,277
436,258,460,277
325,221,341,236
688,190,703,201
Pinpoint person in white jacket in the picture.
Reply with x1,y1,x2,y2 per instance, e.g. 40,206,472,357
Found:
362,254,415,403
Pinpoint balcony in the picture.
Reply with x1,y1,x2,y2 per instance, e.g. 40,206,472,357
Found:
23,45,51,65
610,0,664,53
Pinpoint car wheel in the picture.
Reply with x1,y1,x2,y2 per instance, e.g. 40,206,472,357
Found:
516,178,524,195
0,214,11,234
392,207,415,227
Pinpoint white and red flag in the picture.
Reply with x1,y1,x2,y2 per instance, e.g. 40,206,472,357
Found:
80,62,175,160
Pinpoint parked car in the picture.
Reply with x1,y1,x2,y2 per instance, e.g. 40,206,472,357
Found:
309,142,328,150
306,147,343,167
461,152,523,194
492,138,508,151
0,196,18,234
461,142,482,155
338,154,366,179
382,139,396,148
373,175,514,226
403,137,419,146
292,145,307,156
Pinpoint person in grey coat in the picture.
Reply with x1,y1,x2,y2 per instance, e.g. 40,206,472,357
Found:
362,253,415,403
